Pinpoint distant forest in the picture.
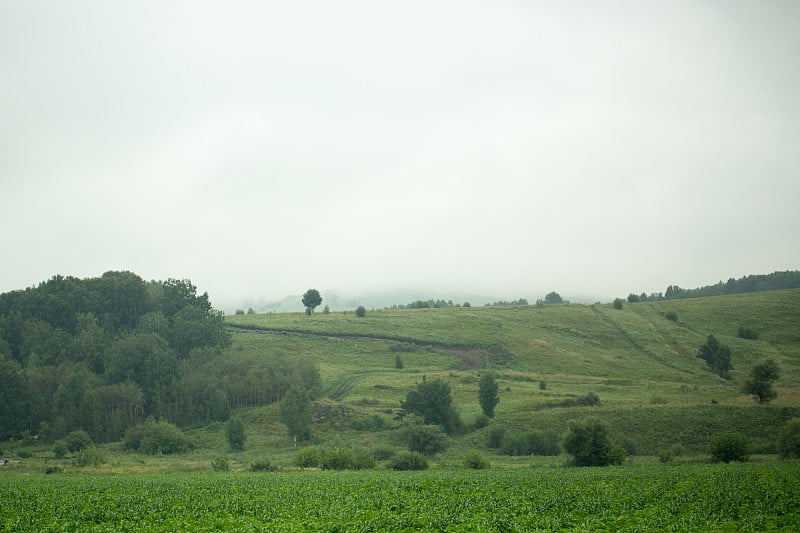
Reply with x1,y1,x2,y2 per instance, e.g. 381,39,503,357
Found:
631,271,800,302
0,272,319,442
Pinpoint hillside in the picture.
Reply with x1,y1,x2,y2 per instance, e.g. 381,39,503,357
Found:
226,289,800,455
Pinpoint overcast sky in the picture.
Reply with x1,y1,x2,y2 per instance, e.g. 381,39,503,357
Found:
2,1,798,311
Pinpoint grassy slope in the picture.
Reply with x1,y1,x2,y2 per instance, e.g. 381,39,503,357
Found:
224,289,800,458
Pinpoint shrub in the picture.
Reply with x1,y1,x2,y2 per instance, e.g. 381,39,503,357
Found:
390,451,428,471
709,432,749,463
665,311,678,322
608,445,626,465
250,458,278,472
211,456,230,472
395,354,404,369
463,449,490,470
53,440,67,458
486,425,506,449
225,417,246,451
73,446,106,467
403,424,449,456
778,418,800,459
294,446,321,468
321,447,375,470
372,447,396,461
500,430,560,456
539,380,547,391
613,298,624,310
738,326,759,340
44,466,63,475
355,305,366,317
562,417,620,467
350,414,386,431
743,359,780,404
64,429,92,453
123,419,191,455
472,413,490,430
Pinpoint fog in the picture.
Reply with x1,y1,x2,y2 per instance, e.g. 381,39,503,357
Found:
2,1,798,311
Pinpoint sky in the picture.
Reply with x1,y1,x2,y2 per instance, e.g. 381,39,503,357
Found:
2,1,799,311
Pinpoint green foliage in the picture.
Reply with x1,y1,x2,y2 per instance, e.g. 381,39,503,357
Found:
322,305,330,315
394,354,404,369
543,291,563,304
562,417,623,466
665,311,678,322
471,413,490,430
225,416,245,451
500,430,561,456
738,325,760,340
64,429,92,452
211,456,229,472
778,418,800,459
697,334,733,379
402,424,450,455
350,414,386,432
355,305,366,318
710,432,750,463
53,440,67,458
250,458,278,472
539,380,547,390
613,298,624,310
478,372,500,417
302,289,322,315
463,449,489,469
400,378,462,434
294,446,322,468
44,465,63,474
743,359,779,404
389,451,428,470
320,447,375,470
73,446,106,467
123,419,191,455
3,465,800,530
279,385,312,442
486,425,506,449
627,293,640,303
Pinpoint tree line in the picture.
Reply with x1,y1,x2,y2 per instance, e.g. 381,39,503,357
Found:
628,271,800,303
0,272,319,442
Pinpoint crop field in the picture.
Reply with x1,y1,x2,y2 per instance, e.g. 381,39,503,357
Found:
2,463,799,532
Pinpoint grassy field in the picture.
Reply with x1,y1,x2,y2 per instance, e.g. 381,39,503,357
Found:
3,464,799,531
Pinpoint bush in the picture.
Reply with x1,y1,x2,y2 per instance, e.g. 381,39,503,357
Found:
486,425,506,449
403,424,449,456
225,417,246,451
123,419,192,455
73,446,106,467
321,447,375,470
738,326,760,340
562,417,620,467
709,432,749,463
53,440,67,458
250,458,278,472
613,298,624,310
463,449,490,470
350,414,386,431
294,446,322,468
539,380,547,391
778,418,800,459
64,429,92,453
500,430,560,456
44,466,63,475
390,451,428,471
665,311,678,322
355,305,366,317
395,354,404,369
211,456,230,471
472,413,490,430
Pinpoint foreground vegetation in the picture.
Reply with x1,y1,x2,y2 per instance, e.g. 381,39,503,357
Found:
2,463,799,532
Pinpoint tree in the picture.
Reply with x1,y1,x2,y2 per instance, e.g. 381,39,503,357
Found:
279,385,312,442
402,423,450,455
709,432,749,463
562,417,624,467
302,289,322,315
355,305,366,318
627,293,640,303
399,379,462,435
225,416,245,451
544,292,563,304
697,334,733,379
613,298,624,310
743,359,780,403
478,372,500,418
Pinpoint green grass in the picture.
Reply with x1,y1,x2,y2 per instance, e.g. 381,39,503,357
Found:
2,464,799,531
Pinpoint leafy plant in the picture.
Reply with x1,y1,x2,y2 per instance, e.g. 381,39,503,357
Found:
389,451,428,470
709,432,749,463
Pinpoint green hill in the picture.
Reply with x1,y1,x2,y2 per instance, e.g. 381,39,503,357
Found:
226,289,800,456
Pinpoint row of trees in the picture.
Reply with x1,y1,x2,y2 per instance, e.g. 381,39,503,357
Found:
627,271,800,303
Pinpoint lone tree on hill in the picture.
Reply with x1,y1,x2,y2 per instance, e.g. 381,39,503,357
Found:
478,373,500,418
544,291,563,304
302,289,322,315
743,359,780,403
697,334,733,379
